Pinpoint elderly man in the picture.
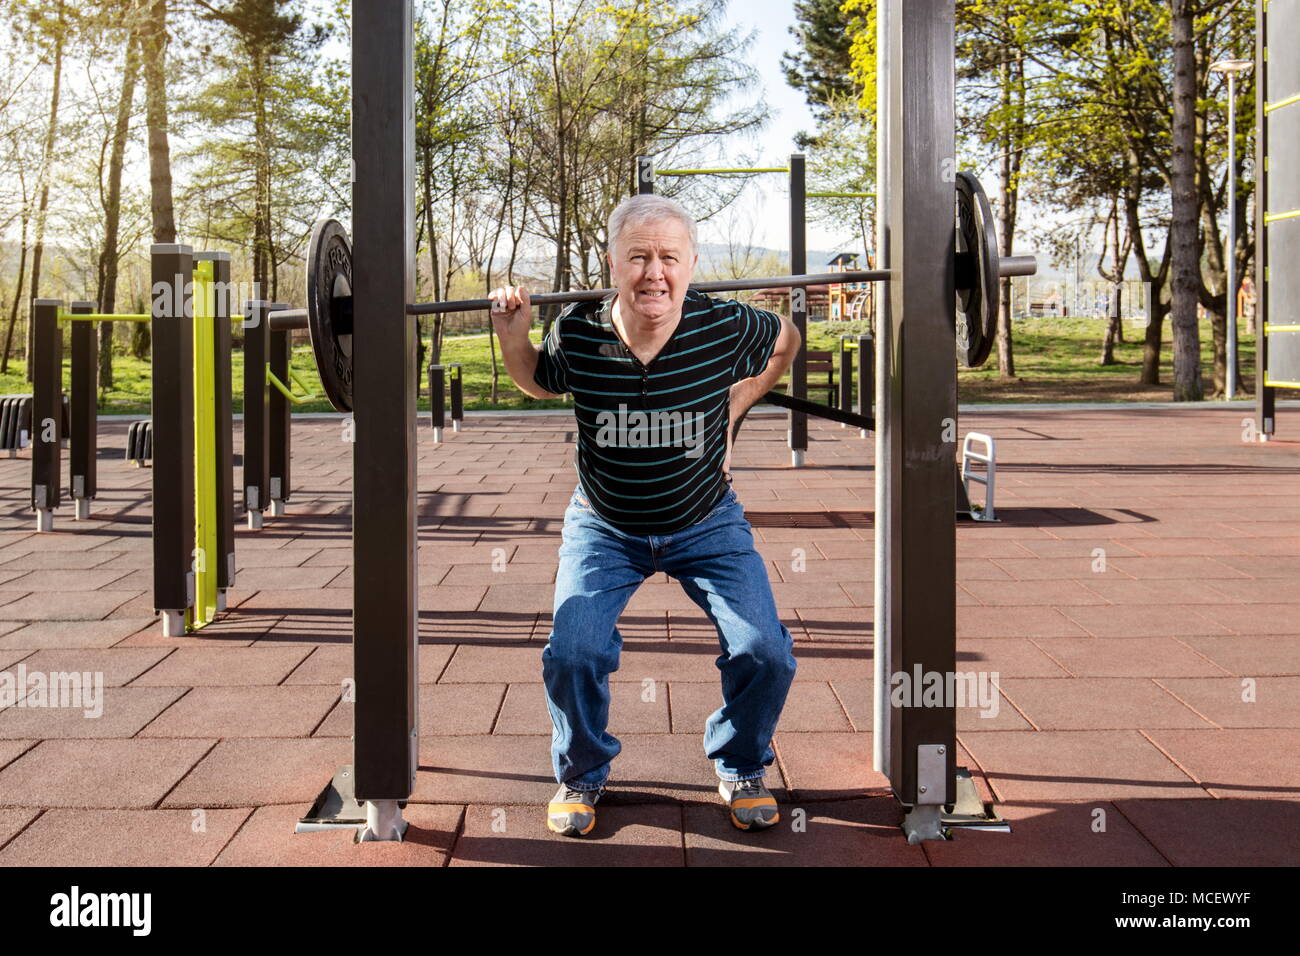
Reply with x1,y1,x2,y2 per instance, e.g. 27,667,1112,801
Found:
489,193,800,837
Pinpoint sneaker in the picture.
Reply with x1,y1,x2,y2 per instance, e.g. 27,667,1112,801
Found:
718,777,779,831
546,782,603,837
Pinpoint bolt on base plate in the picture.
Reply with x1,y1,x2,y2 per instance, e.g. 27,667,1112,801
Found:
297,766,409,843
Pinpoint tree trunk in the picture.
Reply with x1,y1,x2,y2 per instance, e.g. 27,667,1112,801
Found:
142,0,176,245
1142,298,1165,384
1115,282,1124,343
139,0,176,360
1169,0,1202,401
1100,283,1123,365
2,218,29,374
996,53,1021,378
98,26,142,392
252,45,276,302
420,144,437,379
26,0,67,383
1198,201,1232,397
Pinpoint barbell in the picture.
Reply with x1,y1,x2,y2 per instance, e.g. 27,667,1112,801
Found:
278,173,1034,412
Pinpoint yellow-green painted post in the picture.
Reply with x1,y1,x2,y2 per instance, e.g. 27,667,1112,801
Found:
191,261,220,629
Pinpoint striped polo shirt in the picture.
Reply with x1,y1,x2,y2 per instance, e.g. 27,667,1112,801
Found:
534,289,781,535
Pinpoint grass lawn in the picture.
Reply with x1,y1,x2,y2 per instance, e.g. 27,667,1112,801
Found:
809,315,1257,405
0,315,1258,416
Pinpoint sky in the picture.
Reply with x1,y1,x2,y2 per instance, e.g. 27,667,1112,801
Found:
705,0,853,256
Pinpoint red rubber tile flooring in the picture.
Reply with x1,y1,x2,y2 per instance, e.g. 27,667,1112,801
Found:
0,406,1297,867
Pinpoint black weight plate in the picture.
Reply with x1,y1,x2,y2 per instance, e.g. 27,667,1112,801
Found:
306,218,354,412
954,172,1000,368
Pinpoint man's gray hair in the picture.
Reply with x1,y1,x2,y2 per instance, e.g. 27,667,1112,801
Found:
607,194,698,256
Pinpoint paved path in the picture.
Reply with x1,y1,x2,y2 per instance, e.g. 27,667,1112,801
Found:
0,407,1296,866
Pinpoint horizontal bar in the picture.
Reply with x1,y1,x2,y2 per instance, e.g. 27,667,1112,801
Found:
807,191,876,198
656,167,790,176
762,389,874,430
1265,91,1300,114
407,270,890,316
55,311,293,325
268,309,309,330
1264,209,1300,225
57,313,151,322
998,256,1038,277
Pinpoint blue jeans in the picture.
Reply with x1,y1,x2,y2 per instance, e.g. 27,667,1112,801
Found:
542,484,797,790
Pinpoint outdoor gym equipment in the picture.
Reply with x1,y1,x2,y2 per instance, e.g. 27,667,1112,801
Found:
31,250,237,636
288,0,1035,846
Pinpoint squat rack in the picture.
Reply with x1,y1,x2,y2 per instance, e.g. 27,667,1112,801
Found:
327,0,965,845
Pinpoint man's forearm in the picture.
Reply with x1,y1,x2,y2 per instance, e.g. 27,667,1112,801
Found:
498,333,554,399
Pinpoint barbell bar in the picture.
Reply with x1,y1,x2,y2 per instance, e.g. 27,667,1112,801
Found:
265,269,892,333
256,173,1037,411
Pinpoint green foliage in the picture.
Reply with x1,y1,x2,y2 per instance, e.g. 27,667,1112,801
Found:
783,0,862,122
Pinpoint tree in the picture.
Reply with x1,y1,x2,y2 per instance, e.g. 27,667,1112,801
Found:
782,0,859,129
96,2,145,389
957,0,1038,378
20,0,71,380
1169,0,1201,400
187,0,332,303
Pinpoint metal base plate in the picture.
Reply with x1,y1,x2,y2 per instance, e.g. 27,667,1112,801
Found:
296,765,368,832
900,768,1010,842
942,767,1009,832
295,765,410,842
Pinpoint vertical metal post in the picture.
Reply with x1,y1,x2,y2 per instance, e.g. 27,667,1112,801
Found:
858,333,874,437
268,304,291,517
429,364,445,443
448,362,462,431
69,301,97,520
872,0,893,775
31,299,63,532
883,0,957,842
190,258,220,629
204,253,236,609
788,153,808,467
1255,0,1273,440
637,155,655,195
242,301,271,529
838,337,853,418
151,245,195,636
352,0,417,841
1226,71,1238,401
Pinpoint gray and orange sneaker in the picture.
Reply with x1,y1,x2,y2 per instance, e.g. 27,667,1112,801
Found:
546,783,603,837
719,777,779,830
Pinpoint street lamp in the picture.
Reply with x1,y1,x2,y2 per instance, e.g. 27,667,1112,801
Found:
1211,58,1253,400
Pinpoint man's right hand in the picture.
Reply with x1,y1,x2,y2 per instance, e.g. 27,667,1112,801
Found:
489,285,532,339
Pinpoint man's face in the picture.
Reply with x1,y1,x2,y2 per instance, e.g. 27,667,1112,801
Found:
607,217,698,325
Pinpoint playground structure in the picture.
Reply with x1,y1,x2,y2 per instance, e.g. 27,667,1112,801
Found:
1255,0,1300,438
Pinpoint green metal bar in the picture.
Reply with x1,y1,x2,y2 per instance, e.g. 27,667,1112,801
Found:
267,368,312,405
56,312,151,322
807,191,876,198
287,367,319,399
191,260,219,631
1265,90,1300,113
656,167,789,175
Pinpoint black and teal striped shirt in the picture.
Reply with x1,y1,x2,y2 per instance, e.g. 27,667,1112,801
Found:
534,289,781,535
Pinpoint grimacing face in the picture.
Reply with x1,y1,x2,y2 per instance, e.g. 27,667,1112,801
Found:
607,216,698,327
